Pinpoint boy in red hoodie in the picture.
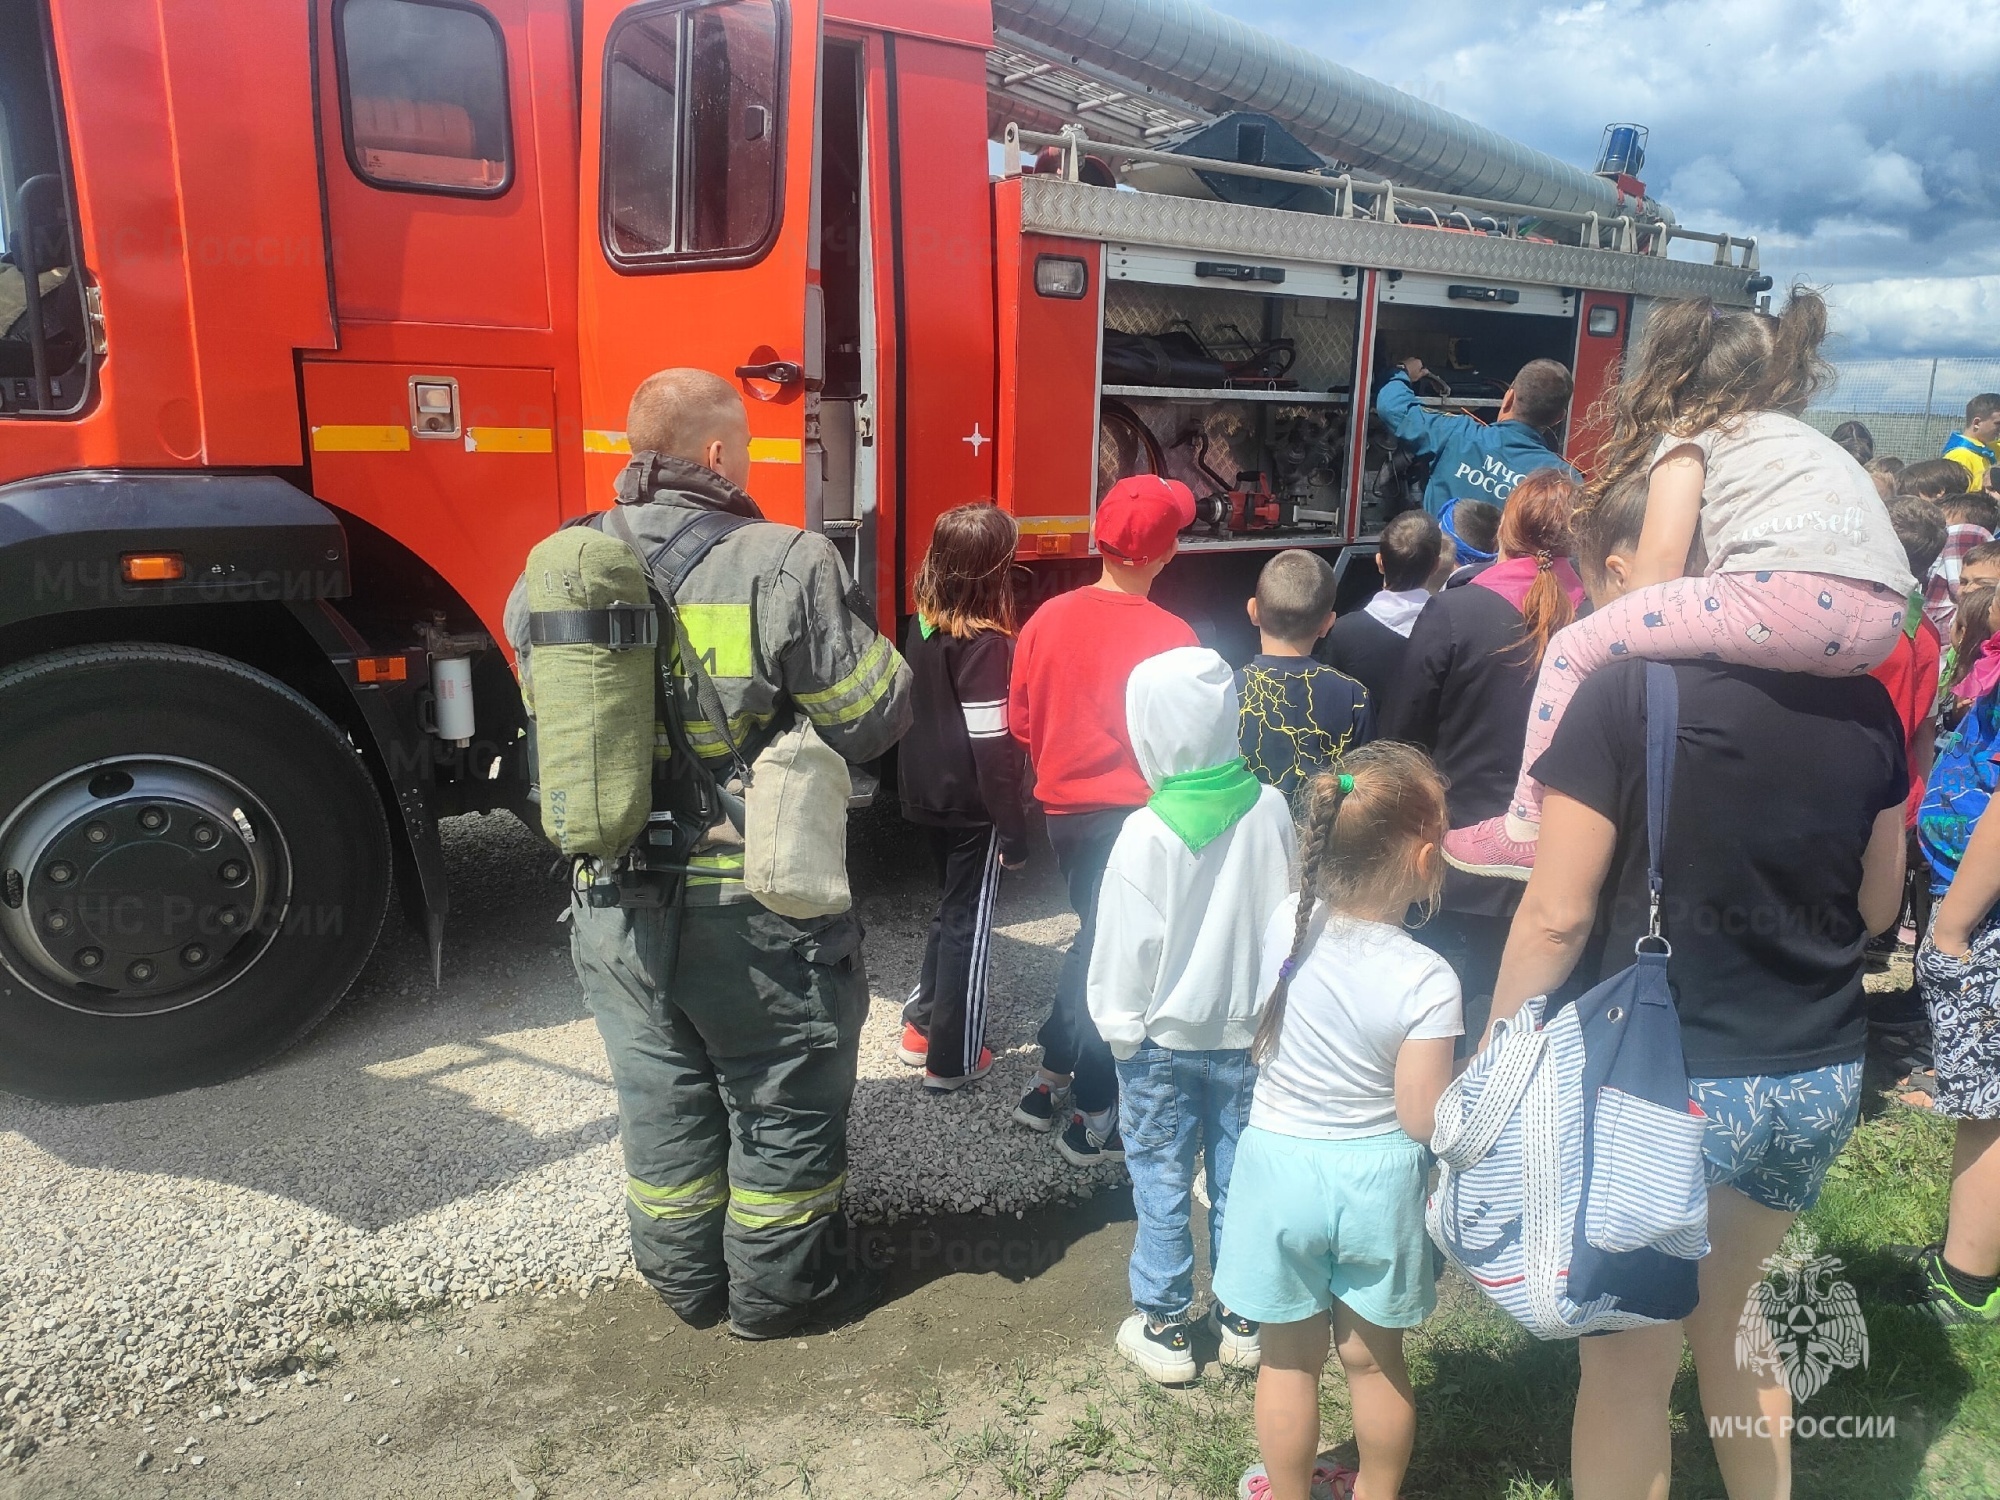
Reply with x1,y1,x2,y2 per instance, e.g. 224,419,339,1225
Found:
1008,475,1198,1164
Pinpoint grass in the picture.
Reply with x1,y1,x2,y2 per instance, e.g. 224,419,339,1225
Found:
935,1092,2000,1500
322,1289,448,1328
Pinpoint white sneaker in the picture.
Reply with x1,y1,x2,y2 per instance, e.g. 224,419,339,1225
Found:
1115,1312,1196,1385
1210,1304,1261,1371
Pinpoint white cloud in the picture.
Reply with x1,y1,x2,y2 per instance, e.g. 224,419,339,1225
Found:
1222,0,2000,354
1827,275,2000,356
1853,151,1931,214
1663,155,1746,217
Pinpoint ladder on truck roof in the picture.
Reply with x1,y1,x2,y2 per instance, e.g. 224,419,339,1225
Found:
998,124,1764,304
986,37,1204,147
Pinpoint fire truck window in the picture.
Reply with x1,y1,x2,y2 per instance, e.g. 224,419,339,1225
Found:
602,0,782,267
682,1,778,253
338,0,511,196
0,0,88,414
605,17,681,256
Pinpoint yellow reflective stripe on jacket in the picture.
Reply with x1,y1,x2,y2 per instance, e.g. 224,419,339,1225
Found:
627,1170,727,1221
686,851,744,888
794,635,900,728
683,709,773,755
678,603,754,680
726,1174,846,1230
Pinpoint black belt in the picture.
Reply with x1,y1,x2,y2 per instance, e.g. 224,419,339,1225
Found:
528,605,657,649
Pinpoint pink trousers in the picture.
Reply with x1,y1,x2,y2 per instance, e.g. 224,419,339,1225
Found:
1510,570,1908,826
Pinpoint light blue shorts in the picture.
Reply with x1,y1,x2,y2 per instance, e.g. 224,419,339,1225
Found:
1690,1061,1863,1214
1211,1124,1436,1330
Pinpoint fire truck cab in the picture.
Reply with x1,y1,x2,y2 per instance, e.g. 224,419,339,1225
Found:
0,0,1764,1100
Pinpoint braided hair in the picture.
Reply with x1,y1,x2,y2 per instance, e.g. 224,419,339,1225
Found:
1251,743,1450,1066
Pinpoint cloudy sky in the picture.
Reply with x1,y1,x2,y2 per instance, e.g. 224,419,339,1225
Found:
1222,0,2000,363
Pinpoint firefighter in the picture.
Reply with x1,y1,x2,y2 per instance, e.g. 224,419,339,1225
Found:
507,369,912,1339
1376,356,1580,515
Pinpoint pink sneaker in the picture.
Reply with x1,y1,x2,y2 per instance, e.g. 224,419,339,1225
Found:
1237,1461,1355,1500
1443,816,1538,881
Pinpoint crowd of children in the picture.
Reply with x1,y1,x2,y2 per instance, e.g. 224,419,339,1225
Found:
889,292,2000,1500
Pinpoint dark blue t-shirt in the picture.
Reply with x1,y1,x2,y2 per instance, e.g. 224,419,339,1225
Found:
1235,654,1375,800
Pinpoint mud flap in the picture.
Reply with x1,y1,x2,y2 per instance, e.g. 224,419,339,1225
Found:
288,600,451,981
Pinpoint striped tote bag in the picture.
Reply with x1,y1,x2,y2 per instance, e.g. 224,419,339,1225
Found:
1426,662,1709,1339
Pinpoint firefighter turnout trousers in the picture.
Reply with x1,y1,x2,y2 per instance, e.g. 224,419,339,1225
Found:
569,893,867,1330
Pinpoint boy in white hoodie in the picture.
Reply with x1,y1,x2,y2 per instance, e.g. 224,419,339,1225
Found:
1088,647,1298,1384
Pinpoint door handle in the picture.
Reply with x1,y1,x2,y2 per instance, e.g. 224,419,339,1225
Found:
735,361,805,387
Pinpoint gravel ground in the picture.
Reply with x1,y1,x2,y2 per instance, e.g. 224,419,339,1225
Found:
0,807,1119,1463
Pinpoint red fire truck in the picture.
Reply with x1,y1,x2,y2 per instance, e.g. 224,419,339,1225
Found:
0,0,1765,1099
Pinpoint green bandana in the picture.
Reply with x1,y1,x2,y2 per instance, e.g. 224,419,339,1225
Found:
1149,758,1262,852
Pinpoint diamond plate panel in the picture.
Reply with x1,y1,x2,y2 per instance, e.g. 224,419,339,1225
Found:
1104,281,1351,388
1024,177,1759,306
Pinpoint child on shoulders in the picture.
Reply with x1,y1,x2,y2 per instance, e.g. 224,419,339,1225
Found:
1087,648,1297,1384
1215,746,1460,1500
1447,288,1914,881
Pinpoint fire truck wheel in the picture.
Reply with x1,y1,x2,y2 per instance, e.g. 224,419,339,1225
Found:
0,643,392,1103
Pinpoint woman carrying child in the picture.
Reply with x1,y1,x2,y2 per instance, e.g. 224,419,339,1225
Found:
1212,746,1461,1500
896,503,1029,1091
1490,475,1907,1500
1446,288,1913,880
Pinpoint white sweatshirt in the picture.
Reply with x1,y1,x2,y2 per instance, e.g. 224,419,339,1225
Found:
1086,648,1297,1059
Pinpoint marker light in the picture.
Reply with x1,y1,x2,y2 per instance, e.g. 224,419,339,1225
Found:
1034,255,1089,299
121,552,186,583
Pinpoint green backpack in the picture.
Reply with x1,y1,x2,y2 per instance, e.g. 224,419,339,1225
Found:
522,502,757,871
522,525,658,861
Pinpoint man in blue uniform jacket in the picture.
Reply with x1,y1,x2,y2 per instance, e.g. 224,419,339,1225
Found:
1376,356,1580,515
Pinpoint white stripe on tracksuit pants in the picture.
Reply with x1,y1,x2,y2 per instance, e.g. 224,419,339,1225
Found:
905,824,1002,1077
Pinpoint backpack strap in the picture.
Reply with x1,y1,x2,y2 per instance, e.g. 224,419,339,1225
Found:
1642,662,1681,948
600,503,759,788
528,604,657,649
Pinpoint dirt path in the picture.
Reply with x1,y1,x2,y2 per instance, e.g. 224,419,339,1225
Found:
5,1197,1163,1499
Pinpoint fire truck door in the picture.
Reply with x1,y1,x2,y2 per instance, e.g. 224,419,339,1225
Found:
578,0,824,526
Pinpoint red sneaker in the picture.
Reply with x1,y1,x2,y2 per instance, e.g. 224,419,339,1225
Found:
923,1048,994,1093
1443,816,1538,881
897,1022,928,1068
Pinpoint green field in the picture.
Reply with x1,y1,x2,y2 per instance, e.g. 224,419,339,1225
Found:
934,1084,2000,1499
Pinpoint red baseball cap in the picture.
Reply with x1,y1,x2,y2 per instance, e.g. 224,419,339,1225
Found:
1095,474,1195,563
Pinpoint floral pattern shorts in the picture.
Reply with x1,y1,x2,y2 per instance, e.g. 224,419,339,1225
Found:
1916,917,2000,1120
1689,1062,1864,1213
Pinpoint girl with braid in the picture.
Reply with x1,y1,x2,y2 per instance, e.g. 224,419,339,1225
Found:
1215,745,1459,1500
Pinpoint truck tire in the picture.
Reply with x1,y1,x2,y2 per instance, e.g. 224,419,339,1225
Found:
0,644,393,1102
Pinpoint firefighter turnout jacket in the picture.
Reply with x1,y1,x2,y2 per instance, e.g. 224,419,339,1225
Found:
505,453,910,1334
506,454,912,901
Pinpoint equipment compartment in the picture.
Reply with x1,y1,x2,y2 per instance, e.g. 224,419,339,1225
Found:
1096,278,1358,548
1360,282,1581,528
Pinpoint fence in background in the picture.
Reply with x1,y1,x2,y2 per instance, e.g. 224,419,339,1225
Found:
1806,358,2000,463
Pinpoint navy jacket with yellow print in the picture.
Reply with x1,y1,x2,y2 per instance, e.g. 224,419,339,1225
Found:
507,455,912,901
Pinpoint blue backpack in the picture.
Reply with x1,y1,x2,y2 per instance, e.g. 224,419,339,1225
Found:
1428,662,1709,1338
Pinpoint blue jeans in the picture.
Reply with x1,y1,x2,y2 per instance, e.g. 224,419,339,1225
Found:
1114,1042,1255,1321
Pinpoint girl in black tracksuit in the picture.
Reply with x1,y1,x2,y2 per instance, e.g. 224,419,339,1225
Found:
896,503,1029,1089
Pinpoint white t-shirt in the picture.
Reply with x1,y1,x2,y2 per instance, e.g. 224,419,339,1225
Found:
1652,412,1912,594
1249,900,1463,1140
